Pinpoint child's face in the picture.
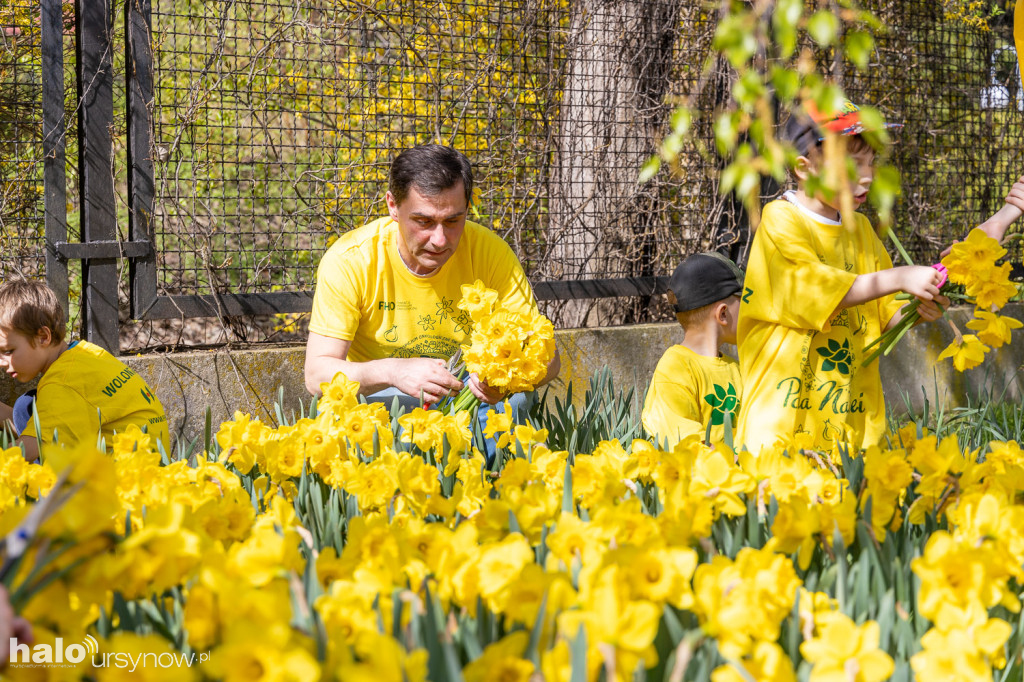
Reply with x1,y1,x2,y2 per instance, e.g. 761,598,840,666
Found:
802,141,875,214
0,327,52,383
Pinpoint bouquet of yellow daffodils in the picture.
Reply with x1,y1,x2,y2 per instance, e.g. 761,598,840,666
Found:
934,228,1021,371
441,280,556,414
862,228,1021,370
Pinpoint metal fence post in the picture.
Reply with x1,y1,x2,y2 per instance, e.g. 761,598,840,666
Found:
126,0,157,319
41,0,69,320
76,0,120,353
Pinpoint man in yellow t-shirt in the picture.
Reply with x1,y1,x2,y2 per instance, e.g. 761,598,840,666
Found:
305,144,560,408
737,100,948,454
642,253,743,447
0,281,170,461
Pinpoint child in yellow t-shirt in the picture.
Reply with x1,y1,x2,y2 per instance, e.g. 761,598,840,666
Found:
736,100,948,454
642,253,743,447
0,281,170,461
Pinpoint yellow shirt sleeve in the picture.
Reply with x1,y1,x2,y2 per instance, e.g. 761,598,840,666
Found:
488,244,537,317
21,383,100,448
309,242,367,341
747,201,858,332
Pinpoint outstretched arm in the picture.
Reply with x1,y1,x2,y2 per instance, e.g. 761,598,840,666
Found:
942,176,1024,257
834,265,942,314
979,176,1024,243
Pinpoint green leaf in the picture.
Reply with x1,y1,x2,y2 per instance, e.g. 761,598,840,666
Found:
732,70,767,108
807,11,840,46
714,113,740,155
569,626,589,682
770,66,800,103
638,156,661,184
562,460,574,514
869,164,902,220
526,592,549,666
845,30,874,69
669,107,692,135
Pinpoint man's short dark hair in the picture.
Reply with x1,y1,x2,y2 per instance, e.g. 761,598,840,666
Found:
389,144,473,207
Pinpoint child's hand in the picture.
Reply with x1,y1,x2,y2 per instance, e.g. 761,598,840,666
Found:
916,294,950,322
1006,175,1024,214
896,265,943,301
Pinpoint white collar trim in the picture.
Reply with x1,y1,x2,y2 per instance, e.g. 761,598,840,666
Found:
783,190,843,226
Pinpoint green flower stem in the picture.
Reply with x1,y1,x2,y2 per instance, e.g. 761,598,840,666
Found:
883,312,919,356
444,385,481,415
886,228,916,266
862,303,920,367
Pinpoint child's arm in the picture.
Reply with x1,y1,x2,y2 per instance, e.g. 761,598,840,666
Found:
978,176,1024,243
834,265,942,316
0,401,12,426
941,177,1024,257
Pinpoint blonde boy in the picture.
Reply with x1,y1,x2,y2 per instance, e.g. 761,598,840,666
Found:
0,281,170,461
642,252,743,447
736,100,947,453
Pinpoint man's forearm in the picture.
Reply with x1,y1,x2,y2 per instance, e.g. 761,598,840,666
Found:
305,356,395,396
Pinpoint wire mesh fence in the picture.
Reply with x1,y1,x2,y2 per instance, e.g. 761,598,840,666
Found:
0,3,50,283
1,0,1023,349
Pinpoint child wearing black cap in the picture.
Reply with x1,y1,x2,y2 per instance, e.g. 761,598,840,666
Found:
736,99,948,454
642,252,743,447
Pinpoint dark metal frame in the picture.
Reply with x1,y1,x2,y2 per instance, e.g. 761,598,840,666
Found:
130,277,672,321
42,0,161,354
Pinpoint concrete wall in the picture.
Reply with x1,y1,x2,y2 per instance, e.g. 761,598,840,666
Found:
2,304,1022,446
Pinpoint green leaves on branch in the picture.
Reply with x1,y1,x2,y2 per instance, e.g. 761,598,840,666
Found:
645,0,900,221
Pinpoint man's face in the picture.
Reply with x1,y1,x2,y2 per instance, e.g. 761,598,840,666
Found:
0,327,51,383
387,181,468,276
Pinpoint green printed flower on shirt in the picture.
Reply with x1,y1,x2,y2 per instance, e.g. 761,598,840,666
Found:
435,296,454,322
704,383,739,426
453,311,472,335
817,338,853,375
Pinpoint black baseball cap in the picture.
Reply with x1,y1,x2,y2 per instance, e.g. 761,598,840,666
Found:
668,252,744,313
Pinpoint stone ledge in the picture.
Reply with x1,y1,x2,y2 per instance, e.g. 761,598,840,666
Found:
1,304,1021,446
